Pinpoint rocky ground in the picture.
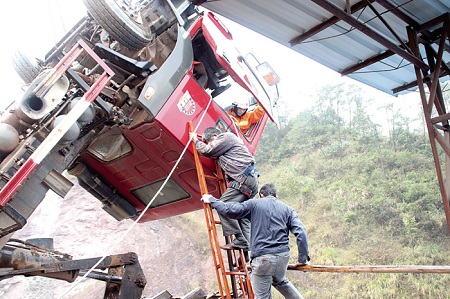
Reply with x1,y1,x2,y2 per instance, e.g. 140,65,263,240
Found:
0,181,216,299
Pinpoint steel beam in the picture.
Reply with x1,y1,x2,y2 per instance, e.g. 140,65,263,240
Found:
406,22,450,233
309,0,429,71
289,0,374,46
340,50,394,76
288,264,450,273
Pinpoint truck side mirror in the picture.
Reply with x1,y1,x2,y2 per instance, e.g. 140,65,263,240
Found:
256,62,280,86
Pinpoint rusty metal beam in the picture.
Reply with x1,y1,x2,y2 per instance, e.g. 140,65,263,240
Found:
425,47,446,117
309,0,429,71
289,0,374,46
345,55,449,93
375,0,420,28
425,18,448,114
341,29,450,78
341,12,449,79
418,13,450,74
419,27,450,53
364,0,411,53
391,81,419,94
288,264,450,273
431,113,450,124
391,67,450,94
340,50,394,76
407,25,450,233
424,42,450,75
376,1,449,52
419,12,449,32
434,129,450,158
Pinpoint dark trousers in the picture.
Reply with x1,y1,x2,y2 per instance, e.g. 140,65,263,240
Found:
218,174,258,241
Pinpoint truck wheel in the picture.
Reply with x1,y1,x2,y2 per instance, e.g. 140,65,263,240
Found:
11,51,41,84
83,0,153,51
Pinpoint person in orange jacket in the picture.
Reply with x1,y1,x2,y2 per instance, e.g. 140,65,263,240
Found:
227,98,265,134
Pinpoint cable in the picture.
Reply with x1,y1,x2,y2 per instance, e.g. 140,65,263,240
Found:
59,94,215,298
47,0,66,46
301,1,411,44
55,0,67,33
350,59,412,74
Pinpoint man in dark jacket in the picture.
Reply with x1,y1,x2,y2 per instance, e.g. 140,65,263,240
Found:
201,183,310,299
190,127,258,251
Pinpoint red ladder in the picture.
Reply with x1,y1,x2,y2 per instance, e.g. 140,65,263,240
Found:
189,122,253,299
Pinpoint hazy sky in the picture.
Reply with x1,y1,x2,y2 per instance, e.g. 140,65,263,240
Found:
0,0,422,123
0,0,86,108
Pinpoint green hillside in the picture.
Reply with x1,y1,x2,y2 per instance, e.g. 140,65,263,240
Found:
254,83,450,298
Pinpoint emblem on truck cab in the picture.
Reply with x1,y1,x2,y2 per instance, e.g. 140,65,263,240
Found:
178,91,196,115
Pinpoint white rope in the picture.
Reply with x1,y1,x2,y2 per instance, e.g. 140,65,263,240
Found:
228,113,246,142
60,94,215,298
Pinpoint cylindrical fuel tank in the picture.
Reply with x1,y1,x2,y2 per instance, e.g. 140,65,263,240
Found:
0,123,20,156
68,97,95,126
52,115,80,144
0,111,24,133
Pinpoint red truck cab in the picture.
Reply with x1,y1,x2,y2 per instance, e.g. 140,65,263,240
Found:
0,0,279,249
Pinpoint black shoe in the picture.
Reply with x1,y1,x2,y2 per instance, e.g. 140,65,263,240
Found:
243,250,250,263
225,239,250,250
233,251,250,267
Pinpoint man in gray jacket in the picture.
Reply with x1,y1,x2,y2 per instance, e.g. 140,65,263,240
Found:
201,183,310,299
190,127,258,252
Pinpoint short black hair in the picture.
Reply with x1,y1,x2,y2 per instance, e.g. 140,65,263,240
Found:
259,183,276,197
202,127,221,142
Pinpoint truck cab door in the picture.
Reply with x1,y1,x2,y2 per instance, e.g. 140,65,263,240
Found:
201,12,280,127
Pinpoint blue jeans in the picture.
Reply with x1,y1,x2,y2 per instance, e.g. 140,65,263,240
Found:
218,174,258,239
250,252,304,299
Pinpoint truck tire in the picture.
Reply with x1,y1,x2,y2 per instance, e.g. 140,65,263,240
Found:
83,0,152,51
11,51,41,84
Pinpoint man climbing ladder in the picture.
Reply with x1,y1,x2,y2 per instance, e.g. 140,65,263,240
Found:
190,124,256,299
190,127,259,253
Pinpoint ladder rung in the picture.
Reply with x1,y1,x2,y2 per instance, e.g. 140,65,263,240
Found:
220,245,246,250
216,263,250,272
225,271,250,275
204,175,224,182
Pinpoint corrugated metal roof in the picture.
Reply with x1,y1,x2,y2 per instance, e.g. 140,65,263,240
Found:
196,0,450,95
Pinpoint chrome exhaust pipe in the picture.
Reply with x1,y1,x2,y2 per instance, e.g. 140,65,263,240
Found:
1,70,69,133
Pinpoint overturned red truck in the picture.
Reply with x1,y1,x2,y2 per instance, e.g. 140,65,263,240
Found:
0,0,279,296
